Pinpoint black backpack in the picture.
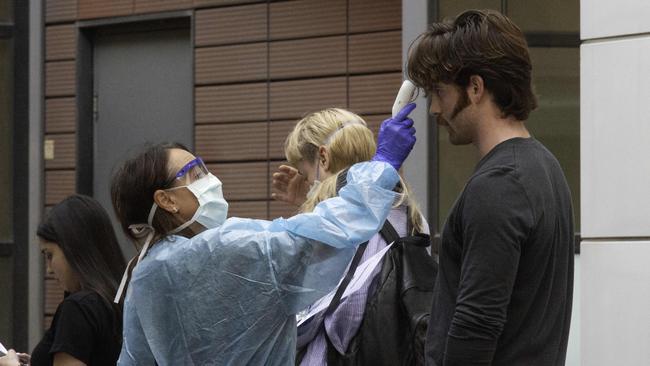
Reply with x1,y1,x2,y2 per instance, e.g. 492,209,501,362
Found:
297,170,438,365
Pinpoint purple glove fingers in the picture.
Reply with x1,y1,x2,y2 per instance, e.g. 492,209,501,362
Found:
372,103,417,170
394,103,417,121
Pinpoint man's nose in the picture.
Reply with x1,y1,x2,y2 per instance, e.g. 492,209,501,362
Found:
429,98,441,116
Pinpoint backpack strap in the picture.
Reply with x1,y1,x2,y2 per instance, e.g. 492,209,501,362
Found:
335,168,351,194
386,207,432,248
323,241,368,317
406,204,413,235
378,220,401,245
325,168,401,315
323,215,398,317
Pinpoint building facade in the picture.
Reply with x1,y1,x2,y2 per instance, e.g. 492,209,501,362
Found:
580,0,650,364
0,0,647,364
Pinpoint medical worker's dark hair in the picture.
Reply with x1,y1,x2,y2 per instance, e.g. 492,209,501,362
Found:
110,141,190,242
37,194,126,339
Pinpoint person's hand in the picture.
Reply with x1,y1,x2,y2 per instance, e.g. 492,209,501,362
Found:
0,350,20,366
271,165,309,207
371,103,417,170
16,352,30,366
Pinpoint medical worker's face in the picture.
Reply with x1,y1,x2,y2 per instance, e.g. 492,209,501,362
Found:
40,240,80,293
166,149,201,225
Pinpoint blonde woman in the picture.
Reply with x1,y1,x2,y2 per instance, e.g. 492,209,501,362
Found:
272,107,435,365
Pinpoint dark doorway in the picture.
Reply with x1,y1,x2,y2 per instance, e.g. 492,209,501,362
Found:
79,17,193,257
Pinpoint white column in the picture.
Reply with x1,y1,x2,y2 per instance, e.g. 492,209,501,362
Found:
580,1,650,365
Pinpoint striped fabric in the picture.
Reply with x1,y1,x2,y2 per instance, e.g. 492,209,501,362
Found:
299,207,408,366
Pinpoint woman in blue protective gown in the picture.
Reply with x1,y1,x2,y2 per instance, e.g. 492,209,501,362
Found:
111,104,417,365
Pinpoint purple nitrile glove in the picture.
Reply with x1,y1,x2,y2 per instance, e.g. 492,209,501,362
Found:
371,103,417,171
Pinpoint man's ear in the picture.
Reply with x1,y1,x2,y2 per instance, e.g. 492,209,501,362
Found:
153,189,179,214
318,145,331,172
467,74,486,104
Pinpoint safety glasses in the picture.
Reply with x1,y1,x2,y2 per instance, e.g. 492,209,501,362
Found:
173,157,210,186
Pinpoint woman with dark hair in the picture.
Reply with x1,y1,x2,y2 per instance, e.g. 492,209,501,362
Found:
31,194,126,366
111,104,417,365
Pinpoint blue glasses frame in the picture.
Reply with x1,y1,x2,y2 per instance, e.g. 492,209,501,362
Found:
175,157,206,181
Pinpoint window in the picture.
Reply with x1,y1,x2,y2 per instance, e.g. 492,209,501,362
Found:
434,0,581,234
0,1,12,22
0,38,13,243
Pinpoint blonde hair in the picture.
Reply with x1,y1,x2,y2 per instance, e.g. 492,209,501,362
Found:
285,108,374,171
284,108,425,234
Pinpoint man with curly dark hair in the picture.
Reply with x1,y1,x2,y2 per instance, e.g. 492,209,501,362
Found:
408,9,575,366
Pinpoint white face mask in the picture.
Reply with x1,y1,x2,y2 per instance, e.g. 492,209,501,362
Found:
169,173,229,234
306,157,322,199
114,173,229,304
306,179,321,199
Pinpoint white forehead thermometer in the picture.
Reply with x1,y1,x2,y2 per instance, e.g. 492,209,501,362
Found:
392,80,417,117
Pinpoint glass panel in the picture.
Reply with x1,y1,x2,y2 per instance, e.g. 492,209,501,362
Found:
438,136,478,229
508,0,579,33
0,38,12,242
528,47,580,229
0,256,13,345
437,48,580,231
438,0,501,20
0,0,12,22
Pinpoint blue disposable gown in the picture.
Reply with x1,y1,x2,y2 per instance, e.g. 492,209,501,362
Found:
118,161,400,365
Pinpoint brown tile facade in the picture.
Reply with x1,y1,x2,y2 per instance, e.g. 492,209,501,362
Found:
45,98,76,133
44,134,77,170
269,36,347,79
44,170,76,206
195,42,268,84
134,0,193,14
195,4,267,46
46,0,78,23
45,24,77,61
78,0,134,20
195,122,268,161
269,77,347,120
195,82,268,123
269,0,346,40
45,61,76,97
42,0,402,327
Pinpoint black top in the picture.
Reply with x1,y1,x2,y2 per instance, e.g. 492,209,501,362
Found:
426,138,574,366
31,291,122,366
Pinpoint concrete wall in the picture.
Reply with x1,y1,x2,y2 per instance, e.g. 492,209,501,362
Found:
580,1,650,365
28,0,44,349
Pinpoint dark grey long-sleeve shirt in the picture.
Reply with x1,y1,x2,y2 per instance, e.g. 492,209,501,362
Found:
426,138,574,366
